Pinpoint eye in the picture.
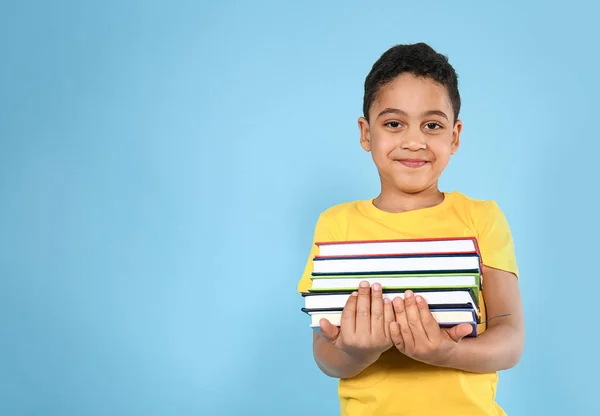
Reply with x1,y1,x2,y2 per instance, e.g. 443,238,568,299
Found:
424,122,442,130
385,121,403,128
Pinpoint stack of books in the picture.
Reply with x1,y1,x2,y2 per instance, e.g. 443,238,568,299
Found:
301,237,483,337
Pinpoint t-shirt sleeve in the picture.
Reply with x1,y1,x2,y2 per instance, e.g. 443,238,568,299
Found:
475,200,519,278
297,213,339,293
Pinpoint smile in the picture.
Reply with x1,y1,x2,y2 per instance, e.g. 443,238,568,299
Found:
395,159,429,168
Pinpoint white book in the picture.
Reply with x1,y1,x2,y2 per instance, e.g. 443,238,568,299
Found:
307,309,476,327
303,290,479,316
312,254,480,275
316,237,478,257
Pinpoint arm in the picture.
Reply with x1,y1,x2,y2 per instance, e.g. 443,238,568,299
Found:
313,331,379,379
299,216,380,378
389,266,524,374
312,282,395,379
436,266,525,373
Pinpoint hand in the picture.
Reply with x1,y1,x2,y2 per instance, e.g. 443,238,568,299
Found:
319,281,395,365
390,290,473,366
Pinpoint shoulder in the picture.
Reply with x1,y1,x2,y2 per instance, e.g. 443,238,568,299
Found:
449,190,513,241
450,190,499,210
449,193,518,274
449,191,505,220
319,200,364,219
448,191,511,237
314,199,367,238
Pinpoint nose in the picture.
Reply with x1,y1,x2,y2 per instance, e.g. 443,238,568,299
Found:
399,129,427,151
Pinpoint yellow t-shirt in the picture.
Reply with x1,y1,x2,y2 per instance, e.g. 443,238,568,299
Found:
297,190,519,416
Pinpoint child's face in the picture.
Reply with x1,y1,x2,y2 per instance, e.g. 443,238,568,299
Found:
358,73,461,195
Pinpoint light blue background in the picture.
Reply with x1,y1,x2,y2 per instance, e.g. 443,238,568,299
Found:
1,1,598,415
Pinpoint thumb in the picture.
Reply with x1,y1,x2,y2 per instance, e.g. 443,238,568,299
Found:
318,318,340,342
446,323,473,343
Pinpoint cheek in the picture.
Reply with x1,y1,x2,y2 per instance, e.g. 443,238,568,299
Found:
431,147,452,167
371,141,393,166
371,136,394,156
429,138,453,159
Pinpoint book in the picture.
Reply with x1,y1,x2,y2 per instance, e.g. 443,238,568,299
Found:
302,289,480,316
308,272,480,292
312,253,481,276
303,307,478,336
316,236,479,257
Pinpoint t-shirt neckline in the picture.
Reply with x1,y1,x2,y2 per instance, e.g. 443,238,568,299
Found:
361,191,456,220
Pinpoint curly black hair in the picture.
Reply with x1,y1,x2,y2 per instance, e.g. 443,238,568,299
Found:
363,43,461,123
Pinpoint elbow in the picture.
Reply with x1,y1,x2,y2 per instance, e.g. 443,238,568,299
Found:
314,356,339,378
502,337,525,370
501,352,521,370
313,337,341,378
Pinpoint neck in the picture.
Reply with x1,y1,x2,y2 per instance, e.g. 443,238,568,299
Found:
373,185,444,213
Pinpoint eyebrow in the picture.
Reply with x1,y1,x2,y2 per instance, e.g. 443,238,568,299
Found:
376,108,449,121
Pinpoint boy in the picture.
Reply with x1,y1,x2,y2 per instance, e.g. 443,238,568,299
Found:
297,43,524,416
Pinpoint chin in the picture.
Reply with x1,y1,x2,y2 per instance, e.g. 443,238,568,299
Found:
393,182,432,194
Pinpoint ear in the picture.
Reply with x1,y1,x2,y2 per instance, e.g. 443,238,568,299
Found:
358,116,371,152
451,119,462,155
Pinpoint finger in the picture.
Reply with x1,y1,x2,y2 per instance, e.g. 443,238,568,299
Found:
370,282,384,334
355,281,371,334
340,291,358,335
383,297,394,341
403,290,428,344
445,323,473,343
415,295,440,343
390,321,404,352
392,296,414,352
318,318,340,342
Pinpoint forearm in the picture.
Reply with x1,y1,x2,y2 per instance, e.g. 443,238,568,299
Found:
313,333,379,379
438,323,524,373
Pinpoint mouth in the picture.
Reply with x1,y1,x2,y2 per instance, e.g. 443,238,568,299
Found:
395,159,429,168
